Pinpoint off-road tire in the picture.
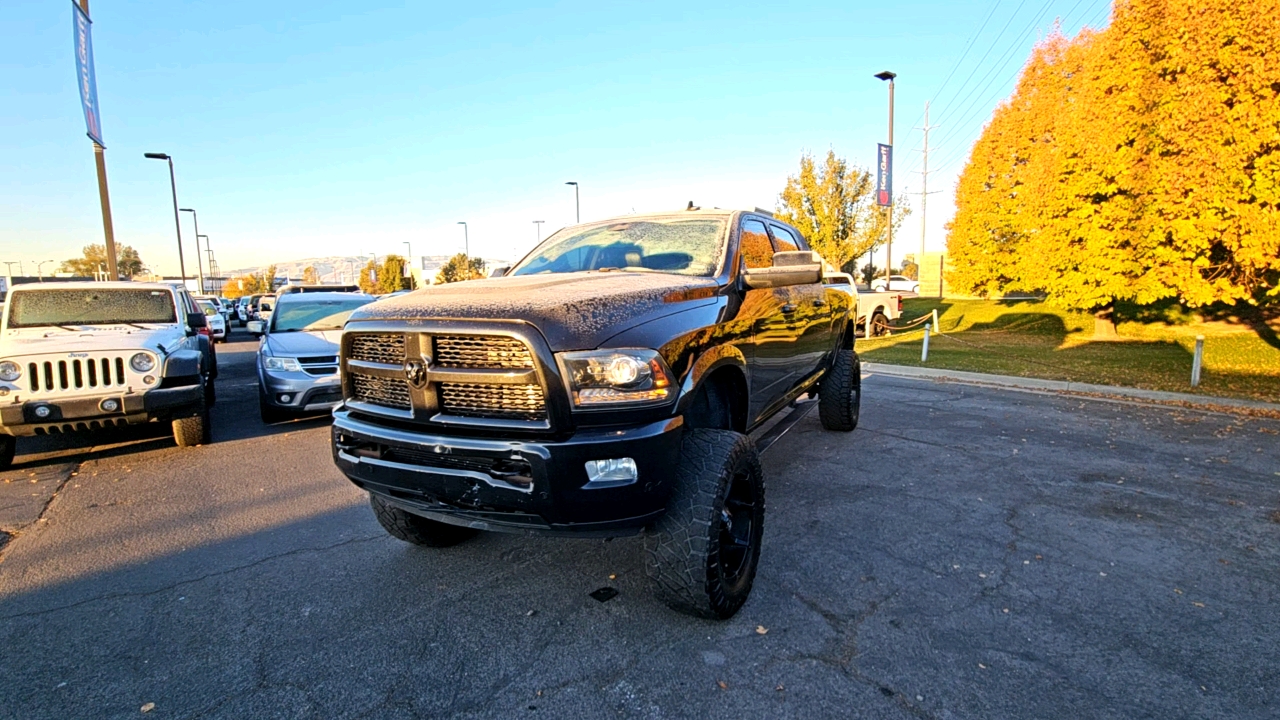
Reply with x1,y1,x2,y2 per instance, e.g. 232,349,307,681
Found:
0,435,15,470
870,311,890,337
172,404,210,447
370,494,479,547
819,349,861,432
645,429,764,619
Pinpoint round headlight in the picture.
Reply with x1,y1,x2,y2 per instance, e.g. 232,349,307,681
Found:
604,355,647,386
0,361,20,382
130,352,156,373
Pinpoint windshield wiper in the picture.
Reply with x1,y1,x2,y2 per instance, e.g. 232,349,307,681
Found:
122,322,149,330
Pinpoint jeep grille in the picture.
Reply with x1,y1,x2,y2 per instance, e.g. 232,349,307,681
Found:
27,357,128,393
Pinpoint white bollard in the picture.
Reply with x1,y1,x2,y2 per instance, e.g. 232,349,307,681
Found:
1191,335,1205,387
932,308,940,334
922,323,931,363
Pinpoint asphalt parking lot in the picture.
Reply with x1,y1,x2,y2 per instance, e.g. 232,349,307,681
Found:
2,326,1278,719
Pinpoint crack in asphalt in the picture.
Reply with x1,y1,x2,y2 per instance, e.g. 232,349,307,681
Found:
0,460,81,562
0,533,386,621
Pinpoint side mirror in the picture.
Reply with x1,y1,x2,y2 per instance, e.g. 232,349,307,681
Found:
247,320,265,337
489,266,511,278
742,251,823,289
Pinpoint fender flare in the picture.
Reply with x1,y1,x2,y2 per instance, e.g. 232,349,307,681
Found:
676,345,748,415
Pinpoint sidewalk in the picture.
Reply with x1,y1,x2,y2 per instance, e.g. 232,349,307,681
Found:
864,362,1280,414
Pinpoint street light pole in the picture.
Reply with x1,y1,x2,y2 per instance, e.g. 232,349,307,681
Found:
75,0,119,281
180,208,205,293
533,220,544,243
144,153,187,283
565,182,579,223
457,222,469,257
36,260,54,281
874,71,896,283
2,261,20,277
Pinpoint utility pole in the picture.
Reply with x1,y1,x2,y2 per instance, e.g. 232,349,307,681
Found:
874,71,896,282
2,261,20,277
75,0,119,280
912,101,941,280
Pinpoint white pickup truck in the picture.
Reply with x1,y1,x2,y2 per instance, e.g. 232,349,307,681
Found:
0,282,218,468
822,272,903,337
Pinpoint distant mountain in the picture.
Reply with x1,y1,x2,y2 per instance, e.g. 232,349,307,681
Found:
221,255,510,284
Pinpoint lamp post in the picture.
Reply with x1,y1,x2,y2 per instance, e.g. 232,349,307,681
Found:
874,71,896,283
2,261,20,277
36,260,54,281
196,234,211,292
457,221,469,257
564,181,579,224
179,208,205,293
533,220,544,243
143,153,187,283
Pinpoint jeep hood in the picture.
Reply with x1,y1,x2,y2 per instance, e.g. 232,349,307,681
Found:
1,325,188,357
349,272,721,350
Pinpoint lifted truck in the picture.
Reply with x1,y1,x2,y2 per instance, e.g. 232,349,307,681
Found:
331,209,862,618
0,282,217,468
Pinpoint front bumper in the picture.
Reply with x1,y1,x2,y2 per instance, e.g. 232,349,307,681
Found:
260,369,343,412
0,384,204,437
332,410,685,535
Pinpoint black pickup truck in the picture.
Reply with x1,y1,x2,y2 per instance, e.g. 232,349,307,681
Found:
331,209,862,618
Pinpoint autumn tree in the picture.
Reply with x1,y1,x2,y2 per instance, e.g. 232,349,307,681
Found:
60,243,145,278
776,149,909,275
435,254,486,284
224,265,278,298
358,256,416,294
302,265,320,284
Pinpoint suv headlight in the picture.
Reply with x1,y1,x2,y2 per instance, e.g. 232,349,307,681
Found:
0,361,20,382
264,356,302,373
557,349,675,408
129,353,156,372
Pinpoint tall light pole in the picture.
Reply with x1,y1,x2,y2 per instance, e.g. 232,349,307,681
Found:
196,234,211,292
36,260,55,281
2,261,20,277
874,71,896,283
533,220,544,243
144,152,187,283
74,0,119,281
179,208,205,293
564,182,579,223
457,221,469,257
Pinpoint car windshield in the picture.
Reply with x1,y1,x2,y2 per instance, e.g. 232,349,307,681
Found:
270,297,373,332
6,288,177,328
510,217,727,277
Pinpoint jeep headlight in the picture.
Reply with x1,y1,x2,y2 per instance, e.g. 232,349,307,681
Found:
264,356,302,373
0,361,20,382
129,353,156,373
557,349,674,408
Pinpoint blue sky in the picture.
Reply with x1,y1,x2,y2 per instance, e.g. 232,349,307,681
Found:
1,0,1110,277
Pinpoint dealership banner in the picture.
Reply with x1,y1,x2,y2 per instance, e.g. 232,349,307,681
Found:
72,2,104,145
876,143,893,207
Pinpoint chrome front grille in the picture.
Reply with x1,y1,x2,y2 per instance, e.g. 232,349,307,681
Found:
434,335,534,369
27,357,127,393
439,382,546,421
351,373,411,410
349,334,405,365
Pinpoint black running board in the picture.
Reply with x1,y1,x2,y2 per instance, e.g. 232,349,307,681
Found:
752,397,818,454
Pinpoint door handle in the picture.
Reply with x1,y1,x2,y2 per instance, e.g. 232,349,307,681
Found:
781,303,798,313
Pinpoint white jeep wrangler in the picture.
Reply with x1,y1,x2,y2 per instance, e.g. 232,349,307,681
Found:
0,282,217,468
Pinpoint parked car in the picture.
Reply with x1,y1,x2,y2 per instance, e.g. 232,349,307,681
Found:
251,297,276,335
251,292,375,423
0,281,217,466
871,274,919,294
330,209,861,619
822,273,903,337
277,284,360,295
235,297,254,326
195,298,227,343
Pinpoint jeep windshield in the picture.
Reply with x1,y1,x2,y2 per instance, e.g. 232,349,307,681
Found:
6,289,177,329
270,297,373,333
510,217,727,277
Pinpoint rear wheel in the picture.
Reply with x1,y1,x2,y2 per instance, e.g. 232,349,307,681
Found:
0,435,15,470
172,403,210,447
819,349,861,432
370,494,479,547
645,429,764,619
870,311,890,337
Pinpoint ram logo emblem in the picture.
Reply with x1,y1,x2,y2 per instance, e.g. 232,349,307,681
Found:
403,359,427,389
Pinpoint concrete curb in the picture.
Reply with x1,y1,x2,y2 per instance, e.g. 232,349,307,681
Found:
863,362,1280,414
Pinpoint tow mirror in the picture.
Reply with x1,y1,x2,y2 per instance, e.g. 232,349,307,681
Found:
185,312,207,335
247,320,265,337
743,251,823,289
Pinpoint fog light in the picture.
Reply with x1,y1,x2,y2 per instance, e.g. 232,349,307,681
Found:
100,398,120,412
143,375,157,385
584,458,638,488
278,393,292,403
33,405,52,418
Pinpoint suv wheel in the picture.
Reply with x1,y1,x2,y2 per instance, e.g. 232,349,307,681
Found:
370,494,479,547
172,402,211,447
819,349,861,432
645,429,764,619
0,436,15,470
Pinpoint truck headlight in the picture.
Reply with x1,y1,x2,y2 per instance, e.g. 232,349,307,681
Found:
265,356,302,373
557,349,674,408
130,353,156,372
0,361,20,382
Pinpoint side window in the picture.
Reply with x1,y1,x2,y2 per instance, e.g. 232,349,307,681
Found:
769,224,801,253
739,219,774,270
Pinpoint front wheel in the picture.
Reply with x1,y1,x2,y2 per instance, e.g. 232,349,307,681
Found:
173,404,211,447
819,349,861,431
645,429,764,619
370,494,479,547
0,435,15,470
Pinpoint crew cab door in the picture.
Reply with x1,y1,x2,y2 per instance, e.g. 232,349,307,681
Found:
738,218,809,425
767,223,832,381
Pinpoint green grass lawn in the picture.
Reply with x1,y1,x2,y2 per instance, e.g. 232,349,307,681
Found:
857,298,1280,402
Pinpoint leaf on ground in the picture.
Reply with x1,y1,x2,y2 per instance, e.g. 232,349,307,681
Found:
1192,602,1206,608
755,625,768,635
775,684,785,692
717,680,728,690
141,703,155,713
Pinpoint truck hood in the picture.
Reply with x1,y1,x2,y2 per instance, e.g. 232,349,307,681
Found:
350,272,722,350
263,330,342,357
0,325,187,358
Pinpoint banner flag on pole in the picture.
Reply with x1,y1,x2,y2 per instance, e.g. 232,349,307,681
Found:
72,2,104,146
876,143,893,207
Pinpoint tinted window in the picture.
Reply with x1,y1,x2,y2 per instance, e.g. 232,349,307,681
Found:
739,219,774,270
769,224,801,253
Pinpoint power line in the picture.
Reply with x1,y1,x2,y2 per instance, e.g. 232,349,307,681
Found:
901,0,1007,134
932,0,1032,129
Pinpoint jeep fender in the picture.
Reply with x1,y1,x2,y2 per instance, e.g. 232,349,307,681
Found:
162,348,204,379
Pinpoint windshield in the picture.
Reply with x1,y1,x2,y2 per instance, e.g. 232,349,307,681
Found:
197,300,219,316
6,288,177,328
270,297,373,333
510,217,727,277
